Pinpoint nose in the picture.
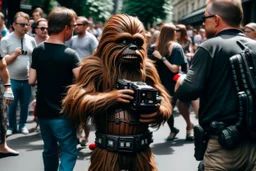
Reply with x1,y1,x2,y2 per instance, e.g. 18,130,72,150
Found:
129,44,138,50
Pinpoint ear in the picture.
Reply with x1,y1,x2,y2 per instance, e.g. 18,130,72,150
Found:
214,15,221,27
64,25,70,33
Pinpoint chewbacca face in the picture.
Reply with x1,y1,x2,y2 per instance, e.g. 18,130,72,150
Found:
95,14,147,70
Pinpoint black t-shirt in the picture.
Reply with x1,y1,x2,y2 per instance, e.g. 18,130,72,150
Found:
31,42,80,119
175,29,256,129
150,43,187,95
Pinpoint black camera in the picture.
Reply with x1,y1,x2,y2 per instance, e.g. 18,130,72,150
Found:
210,121,240,149
21,49,27,55
116,79,161,113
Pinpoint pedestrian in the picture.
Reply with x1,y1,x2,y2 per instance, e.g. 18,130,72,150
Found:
66,16,98,61
175,0,256,170
0,55,18,158
29,7,80,171
244,22,256,40
1,11,36,136
151,23,187,140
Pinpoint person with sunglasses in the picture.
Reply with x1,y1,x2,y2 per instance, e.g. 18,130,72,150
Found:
0,11,36,136
66,16,98,61
32,18,49,45
175,0,256,170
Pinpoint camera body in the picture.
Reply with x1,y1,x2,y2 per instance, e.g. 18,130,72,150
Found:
116,79,161,113
21,49,27,55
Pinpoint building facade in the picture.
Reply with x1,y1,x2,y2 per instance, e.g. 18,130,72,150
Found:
171,0,256,27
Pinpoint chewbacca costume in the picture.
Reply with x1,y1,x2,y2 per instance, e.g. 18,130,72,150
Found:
62,14,171,171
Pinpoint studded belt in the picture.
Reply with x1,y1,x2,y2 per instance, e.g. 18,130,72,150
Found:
95,131,153,153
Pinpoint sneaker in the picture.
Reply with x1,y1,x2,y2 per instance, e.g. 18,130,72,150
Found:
6,130,14,136
20,127,29,135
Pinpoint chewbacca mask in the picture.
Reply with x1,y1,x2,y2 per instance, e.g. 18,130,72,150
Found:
62,14,172,171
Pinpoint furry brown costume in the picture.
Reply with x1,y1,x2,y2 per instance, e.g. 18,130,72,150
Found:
62,14,171,171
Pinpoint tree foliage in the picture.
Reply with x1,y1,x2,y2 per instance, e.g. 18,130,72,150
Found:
55,0,113,22
121,0,170,28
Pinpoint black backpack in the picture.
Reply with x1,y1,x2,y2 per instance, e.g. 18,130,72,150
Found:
229,40,256,141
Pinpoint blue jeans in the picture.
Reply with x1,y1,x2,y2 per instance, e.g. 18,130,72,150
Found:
8,79,31,131
39,118,78,171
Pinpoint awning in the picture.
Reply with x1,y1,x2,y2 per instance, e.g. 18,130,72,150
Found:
180,7,206,25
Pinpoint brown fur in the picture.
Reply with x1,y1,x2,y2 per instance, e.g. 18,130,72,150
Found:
62,14,172,171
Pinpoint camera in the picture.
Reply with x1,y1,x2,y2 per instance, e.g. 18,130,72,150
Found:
21,49,27,55
116,79,161,113
210,121,241,149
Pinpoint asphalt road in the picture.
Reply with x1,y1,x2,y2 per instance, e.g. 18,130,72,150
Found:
0,109,200,171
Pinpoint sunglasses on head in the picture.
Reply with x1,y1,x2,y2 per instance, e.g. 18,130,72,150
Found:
15,23,30,27
37,27,48,31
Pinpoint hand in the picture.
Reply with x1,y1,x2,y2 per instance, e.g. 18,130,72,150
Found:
139,104,160,123
174,74,186,91
115,89,134,104
152,50,162,60
3,87,14,105
13,47,22,57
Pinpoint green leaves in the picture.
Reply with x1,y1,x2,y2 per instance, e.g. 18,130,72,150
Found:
122,0,170,27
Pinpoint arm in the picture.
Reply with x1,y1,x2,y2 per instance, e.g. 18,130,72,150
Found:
1,38,21,64
0,57,9,83
29,68,37,85
72,66,81,80
0,58,14,104
3,44,22,65
152,50,179,73
175,47,212,101
139,59,172,128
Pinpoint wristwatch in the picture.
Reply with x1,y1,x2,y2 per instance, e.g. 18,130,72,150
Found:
161,57,167,62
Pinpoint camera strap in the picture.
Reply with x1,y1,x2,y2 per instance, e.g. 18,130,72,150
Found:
21,38,24,51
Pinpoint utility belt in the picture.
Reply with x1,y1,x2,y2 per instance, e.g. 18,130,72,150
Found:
194,122,244,161
95,131,153,153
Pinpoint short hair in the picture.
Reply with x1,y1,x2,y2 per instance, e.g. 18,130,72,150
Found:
47,7,77,35
32,7,44,17
208,0,243,27
32,18,47,34
13,11,30,23
77,16,90,25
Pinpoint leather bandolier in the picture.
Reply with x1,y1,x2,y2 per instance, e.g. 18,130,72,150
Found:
95,109,153,153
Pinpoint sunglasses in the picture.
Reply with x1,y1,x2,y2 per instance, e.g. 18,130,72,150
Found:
37,27,48,31
176,29,181,32
76,24,85,26
15,23,30,27
201,15,215,22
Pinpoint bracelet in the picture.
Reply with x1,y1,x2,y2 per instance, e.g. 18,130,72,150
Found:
161,57,167,62
3,83,11,87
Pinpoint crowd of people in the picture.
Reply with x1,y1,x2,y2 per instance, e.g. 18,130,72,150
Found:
0,0,255,170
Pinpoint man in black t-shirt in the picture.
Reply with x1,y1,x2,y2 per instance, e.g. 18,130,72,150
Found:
175,0,256,170
29,7,80,171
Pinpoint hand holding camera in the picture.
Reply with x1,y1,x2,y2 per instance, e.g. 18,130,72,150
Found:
115,89,134,104
116,79,161,113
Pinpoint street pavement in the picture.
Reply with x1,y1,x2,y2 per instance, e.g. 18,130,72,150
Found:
0,109,200,171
